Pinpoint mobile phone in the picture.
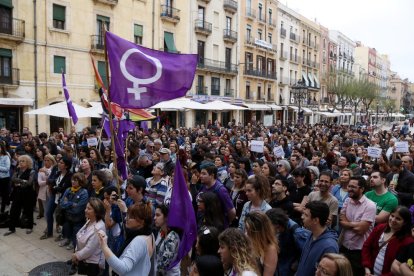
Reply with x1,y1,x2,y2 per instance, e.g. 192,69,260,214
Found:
111,194,119,201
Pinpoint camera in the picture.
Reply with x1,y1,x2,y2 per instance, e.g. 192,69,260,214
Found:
111,194,119,201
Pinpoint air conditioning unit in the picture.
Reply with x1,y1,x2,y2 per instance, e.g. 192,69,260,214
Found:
290,97,295,104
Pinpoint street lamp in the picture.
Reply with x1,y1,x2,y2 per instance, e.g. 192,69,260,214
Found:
376,103,379,126
291,80,309,124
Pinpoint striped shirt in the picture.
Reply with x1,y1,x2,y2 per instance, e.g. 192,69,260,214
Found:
146,177,168,209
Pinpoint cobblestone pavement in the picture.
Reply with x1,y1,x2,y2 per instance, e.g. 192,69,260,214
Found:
0,212,73,276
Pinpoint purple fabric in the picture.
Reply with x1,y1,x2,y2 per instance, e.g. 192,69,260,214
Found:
103,118,135,180
105,31,197,108
140,121,148,134
62,73,78,124
167,162,197,269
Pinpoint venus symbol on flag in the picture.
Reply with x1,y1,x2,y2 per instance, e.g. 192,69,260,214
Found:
120,48,162,100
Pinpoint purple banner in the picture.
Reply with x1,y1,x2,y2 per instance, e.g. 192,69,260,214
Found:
62,73,78,125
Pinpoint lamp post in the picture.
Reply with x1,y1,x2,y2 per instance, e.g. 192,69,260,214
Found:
376,103,379,126
291,80,309,124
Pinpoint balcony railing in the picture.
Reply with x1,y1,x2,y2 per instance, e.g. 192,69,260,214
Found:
245,36,255,47
196,86,208,95
160,5,180,22
0,18,25,42
246,8,256,19
194,19,212,35
0,68,20,86
268,18,276,28
91,35,105,52
197,58,238,74
224,88,234,97
289,32,298,42
95,0,118,5
223,0,237,13
211,85,220,95
280,28,286,38
223,29,237,43
244,67,277,80
258,13,266,23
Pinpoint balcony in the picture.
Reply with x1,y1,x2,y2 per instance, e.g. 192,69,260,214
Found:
90,35,105,54
160,5,180,23
0,18,25,43
223,29,237,43
223,0,237,13
279,51,288,61
289,33,299,43
268,18,276,28
290,56,300,64
0,68,20,87
280,28,286,38
244,67,277,80
257,13,266,24
279,77,289,85
194,20,212,36
197,58,238,75
245,8,256,20
210,85,221,96
244,36,255,48
196,86,208,95
198,0,211,3
322,97,330,104
94,0,118,5
224,88,234,97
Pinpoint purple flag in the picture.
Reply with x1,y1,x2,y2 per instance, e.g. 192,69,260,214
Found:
140,121,148,134
62,73,78,125
105,31,197,109
167,161,197,269
103,118,135,180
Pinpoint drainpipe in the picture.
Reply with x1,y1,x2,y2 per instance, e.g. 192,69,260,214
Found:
34,0,38,134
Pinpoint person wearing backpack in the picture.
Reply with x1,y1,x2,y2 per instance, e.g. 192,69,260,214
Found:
266,208,310,276
296,201,339,276
198,163,236,228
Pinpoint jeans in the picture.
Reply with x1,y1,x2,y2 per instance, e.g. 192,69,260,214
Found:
63,218,85,247
46,194,57,236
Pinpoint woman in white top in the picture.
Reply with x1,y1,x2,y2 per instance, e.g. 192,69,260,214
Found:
98,202,155,276
38,154,56,232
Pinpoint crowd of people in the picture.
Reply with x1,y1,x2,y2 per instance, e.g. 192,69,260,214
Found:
1,120,414,276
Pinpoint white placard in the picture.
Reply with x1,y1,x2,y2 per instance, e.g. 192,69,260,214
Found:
87,137,99,147
367,146,382,158
263,115,273,127
250,140,264,153
102,140,111,148
395,141,409,153
273,146,285,158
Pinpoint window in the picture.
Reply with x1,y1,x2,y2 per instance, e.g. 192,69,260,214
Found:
246,81,251,99
164,32,177,53
97,15,110,46
258,29,262,40
226,17,231,30
268,33,272,43
257,85,262,100
197,40,205,64
258,3,262,20
197,75,205,95
0,48,12,83
246,25,251,39
267,85,272,101
268,9,272,23
54,55,65,74
53,4,65,29
225,48,231,70
211,77,220,95
134,24,143,45
0,4,12,35
97,61,108,88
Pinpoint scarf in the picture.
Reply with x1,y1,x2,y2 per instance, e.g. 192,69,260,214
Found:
94,186,104,195
71,186,81,193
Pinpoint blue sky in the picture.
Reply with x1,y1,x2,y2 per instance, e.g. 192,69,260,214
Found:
285,0,414,81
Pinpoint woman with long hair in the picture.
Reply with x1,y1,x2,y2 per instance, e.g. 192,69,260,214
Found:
154,204,181,275
262,162,277,178
89,148,107,170
218,228,259,275
79,157,93,191
238,174,271,231
245,211,279,276
223,161,239,192
362,206,414,275
69,198,106,275
230,168,248,227
197,191,225,232
98,202,155,276
316,253,353,276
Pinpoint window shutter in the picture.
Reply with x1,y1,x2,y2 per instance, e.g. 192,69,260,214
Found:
0,0,13,8
54,56,66,73
0,48,12,57
97,15,110,23
53,4,65,21
97,61,108,88
134,24,143,37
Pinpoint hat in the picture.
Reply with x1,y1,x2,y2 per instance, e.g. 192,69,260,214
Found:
307,166,320,179
128,175,147,190
159,148,171,155
278,159,291,172
333,135,341,141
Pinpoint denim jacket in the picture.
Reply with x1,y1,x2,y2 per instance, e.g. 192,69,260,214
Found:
0,155,11,178
60,187,89,216
238,200,272,231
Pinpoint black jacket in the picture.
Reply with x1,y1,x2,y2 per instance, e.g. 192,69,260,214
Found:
386,168,414,207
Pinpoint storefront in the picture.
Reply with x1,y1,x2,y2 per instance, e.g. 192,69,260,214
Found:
0,98,34,131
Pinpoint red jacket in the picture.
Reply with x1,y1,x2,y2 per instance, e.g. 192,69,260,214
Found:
362,223,414,275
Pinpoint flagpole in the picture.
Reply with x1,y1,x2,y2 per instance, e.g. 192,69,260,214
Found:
103,27,121,195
